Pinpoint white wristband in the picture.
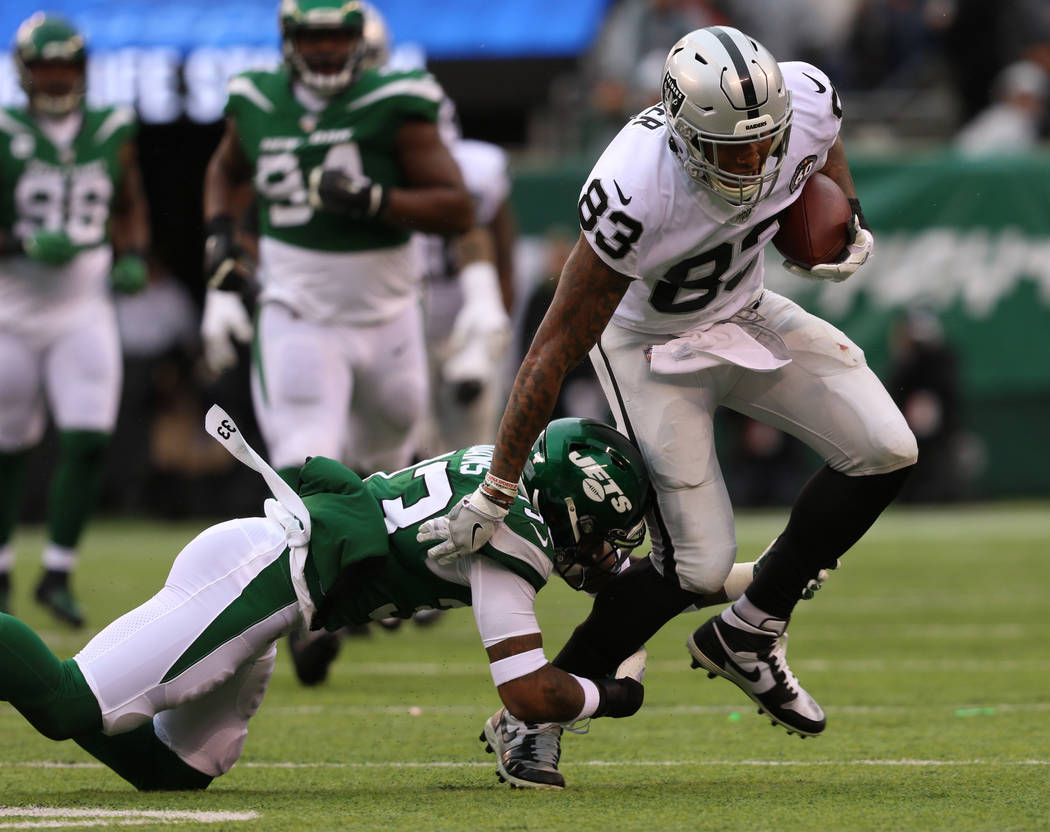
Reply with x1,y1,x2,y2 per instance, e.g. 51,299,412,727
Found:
570,674,601,721
489,647,547,686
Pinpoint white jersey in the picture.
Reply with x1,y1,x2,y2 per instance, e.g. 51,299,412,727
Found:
417,138,510,286
455,139,511,228
581,61,841,336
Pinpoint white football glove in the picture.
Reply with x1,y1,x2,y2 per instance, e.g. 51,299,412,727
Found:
614,647,647,683
783,215,874,282
416,486,509,565
446,261,511,376
200,288,253,375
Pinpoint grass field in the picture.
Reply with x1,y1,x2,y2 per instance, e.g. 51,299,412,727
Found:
1,504,1048,831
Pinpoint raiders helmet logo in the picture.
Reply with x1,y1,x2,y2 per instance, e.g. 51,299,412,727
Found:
662,72,685,118
789,155,818,193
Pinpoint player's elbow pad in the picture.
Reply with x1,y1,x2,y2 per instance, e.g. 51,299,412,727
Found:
593,676,644,719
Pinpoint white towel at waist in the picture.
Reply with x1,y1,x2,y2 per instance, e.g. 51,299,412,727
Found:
647,318,791,376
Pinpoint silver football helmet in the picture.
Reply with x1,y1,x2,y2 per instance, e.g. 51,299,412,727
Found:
359,1,390,70
661,27,792,207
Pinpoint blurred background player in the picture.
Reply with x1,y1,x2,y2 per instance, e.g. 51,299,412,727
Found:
355,1,517,461
0,13,150,625
200,0,472,669
200,0,472,488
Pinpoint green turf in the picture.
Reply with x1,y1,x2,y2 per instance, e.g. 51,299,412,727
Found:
1,504,1048,831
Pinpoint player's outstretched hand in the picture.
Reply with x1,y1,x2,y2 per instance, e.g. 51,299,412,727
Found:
308,168,387,219
417,486,509,565
783,215,873,282
24,229,76,265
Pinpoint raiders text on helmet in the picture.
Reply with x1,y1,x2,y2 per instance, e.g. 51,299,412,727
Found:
522,418,650,591
14,13,87,116
661,26,792,207
280,0,366,95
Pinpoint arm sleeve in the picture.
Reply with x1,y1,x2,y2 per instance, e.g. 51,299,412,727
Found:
470,555,540,648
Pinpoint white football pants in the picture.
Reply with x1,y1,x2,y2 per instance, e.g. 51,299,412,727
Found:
73,517,300,777
590,290,917,594
252,301,429,473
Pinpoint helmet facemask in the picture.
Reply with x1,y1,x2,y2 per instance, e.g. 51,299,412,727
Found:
280,0,366,96
668,112,792,206
551,504,646,593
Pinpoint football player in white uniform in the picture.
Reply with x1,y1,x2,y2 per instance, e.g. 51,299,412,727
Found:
356,1,515,459
0,14,150,626
423,26,918,771
419,134,514,456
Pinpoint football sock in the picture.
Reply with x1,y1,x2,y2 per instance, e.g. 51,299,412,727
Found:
553,558,701,678
0,449,30,545
745,464,913,620
47,430,110,549
0,613,102,738
74,723,214,791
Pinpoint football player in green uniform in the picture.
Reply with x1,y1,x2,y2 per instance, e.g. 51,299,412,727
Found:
201,0,473,483
0,13,151,626
0,409,661,791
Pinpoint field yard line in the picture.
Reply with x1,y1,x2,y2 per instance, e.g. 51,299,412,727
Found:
11,658,1025,676
3,759,1047,771
261,700,1050,716
0,809,258,820
3,702,1047,721
0,807,259,828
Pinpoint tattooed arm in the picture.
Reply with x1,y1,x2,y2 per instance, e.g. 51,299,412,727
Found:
489,233,631,483
415,233,630,562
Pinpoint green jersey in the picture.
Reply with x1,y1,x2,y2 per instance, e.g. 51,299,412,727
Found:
0,106,136,250
227,66,443,253
297,448,556,631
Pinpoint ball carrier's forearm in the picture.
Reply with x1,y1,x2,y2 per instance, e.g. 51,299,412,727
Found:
488,236,629,485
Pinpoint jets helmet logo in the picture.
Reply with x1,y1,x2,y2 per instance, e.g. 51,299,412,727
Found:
569,450,632,514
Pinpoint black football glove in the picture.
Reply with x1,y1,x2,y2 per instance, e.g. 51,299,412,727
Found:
307,168,388,219
202,215,253,294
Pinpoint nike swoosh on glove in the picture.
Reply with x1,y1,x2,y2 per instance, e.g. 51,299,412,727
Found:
416,486,509,565
783,215,874,282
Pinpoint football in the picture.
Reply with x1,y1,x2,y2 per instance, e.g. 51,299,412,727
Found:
772,172,852,269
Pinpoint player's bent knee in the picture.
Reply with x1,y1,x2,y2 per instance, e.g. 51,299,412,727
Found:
853,420,919,474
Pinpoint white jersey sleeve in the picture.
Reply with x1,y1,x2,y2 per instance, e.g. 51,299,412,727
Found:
452,139,511,226
578,62,843,336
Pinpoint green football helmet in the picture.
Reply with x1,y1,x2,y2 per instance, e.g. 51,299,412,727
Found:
14,13,86,116
279,0,366,95
522,418,651,591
